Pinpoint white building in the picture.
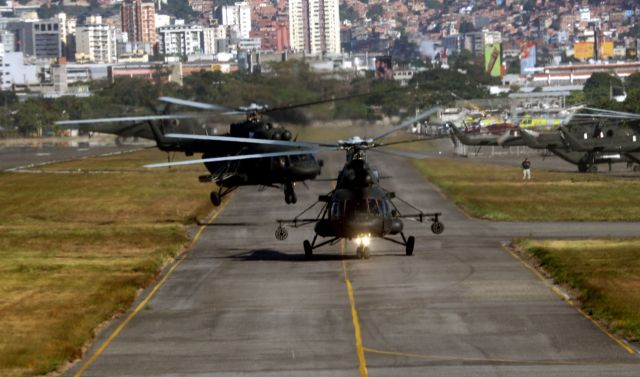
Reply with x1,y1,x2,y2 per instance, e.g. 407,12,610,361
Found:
157,25,204,56
217,2,251,39
288,0,340,55
0,51,38,90
203,25,226,55
75,16,118,63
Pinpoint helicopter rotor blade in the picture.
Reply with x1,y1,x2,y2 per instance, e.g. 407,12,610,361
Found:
376,135,445,147
158,96,230,112
164,133,328,149
55,114,196,126
369,148,431,159
145,148,334,168
373,107,441,141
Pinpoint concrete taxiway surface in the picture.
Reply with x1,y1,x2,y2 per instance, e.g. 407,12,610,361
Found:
67,151,640,377
0,144,142,171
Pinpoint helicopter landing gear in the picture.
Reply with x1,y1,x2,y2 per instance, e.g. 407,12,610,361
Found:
284,182,297,204
356,246,371,259
405,236,415,256
210,191,221,206
431,221,445,234
303,240,313,259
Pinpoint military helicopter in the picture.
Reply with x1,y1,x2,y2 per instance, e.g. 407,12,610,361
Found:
263,108,446,259
56,92,372,205
519,108,640,172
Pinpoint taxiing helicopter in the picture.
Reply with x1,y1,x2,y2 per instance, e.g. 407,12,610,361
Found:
267,108,446,259
148,107,445,258
56,93,372,206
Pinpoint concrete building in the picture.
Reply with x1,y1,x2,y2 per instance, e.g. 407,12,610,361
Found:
157,25,204,56
0,51,38,90
203,25,226,55
75,16,118,63
9,20,63,60
216,2,251,40
288,0,340,55
121,0,156,45
464,30,501,56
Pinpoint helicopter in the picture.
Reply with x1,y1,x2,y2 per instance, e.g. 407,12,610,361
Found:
519,108,640,172
266,108,446,259
56,92,374,206
149,107,445,259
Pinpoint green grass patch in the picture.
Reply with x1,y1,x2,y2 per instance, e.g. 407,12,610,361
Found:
413,159,640,221
517,239,640,340
0,149,213,377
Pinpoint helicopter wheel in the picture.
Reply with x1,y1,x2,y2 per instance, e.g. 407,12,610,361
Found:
303,240,313,259
431,221,445,234
210,192,221,207
356,246,364,259
290,192,297,204
363,247,371,259
405,236,415,256
285,194,291,204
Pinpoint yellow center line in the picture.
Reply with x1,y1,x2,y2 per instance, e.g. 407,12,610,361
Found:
74,196,233,377
502,244,636,355
341,241,368,377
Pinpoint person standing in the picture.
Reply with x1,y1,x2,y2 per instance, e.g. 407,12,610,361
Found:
522,158,531,180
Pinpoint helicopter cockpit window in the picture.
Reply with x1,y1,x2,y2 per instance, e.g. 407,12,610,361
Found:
368,199,381,215
344,199,370,217
331,201,343,218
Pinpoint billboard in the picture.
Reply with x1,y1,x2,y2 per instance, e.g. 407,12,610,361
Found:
519,42,536,75
484,43,501,77
574,41,594,60
600,40,614,58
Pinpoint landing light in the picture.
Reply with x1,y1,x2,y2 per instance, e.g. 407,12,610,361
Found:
355,234,371,246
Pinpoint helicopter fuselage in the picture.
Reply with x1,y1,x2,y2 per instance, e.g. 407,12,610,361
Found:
314,186,402,239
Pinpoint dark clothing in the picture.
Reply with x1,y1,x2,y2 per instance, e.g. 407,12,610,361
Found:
522,160,531,169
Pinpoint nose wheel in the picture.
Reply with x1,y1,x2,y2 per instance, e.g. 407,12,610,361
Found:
356,246,370,259
284,183,297,204
405,236,415,256
210,191,221,206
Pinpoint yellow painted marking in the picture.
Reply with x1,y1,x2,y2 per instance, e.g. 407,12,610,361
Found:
341,241,368,377
363,347,586,365
74,197,233,376
502,244,636,355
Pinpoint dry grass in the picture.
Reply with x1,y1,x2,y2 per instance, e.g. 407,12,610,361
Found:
518,239,640,340
413,159,640,221
0,149,213,377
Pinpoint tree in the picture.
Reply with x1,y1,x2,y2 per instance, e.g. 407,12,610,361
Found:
366,4,384,21
583,72,622,108
340,6,358,22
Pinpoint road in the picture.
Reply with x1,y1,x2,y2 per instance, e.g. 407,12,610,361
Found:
66,151,640,377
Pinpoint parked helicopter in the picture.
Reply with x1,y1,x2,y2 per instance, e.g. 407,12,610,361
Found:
56,92,373,205
519,108,640,172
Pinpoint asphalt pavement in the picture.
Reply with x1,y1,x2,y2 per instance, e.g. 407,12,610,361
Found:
0,142,144,171
65,150,640,377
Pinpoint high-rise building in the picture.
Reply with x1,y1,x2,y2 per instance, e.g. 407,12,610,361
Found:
216,2,251,40
121,0,156,45
76,16,118,63
288,0,340,55
12,20,63,60
157,25,204,56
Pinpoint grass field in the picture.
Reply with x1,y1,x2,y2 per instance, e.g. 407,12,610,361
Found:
0,149,212,377
413,158,640,221
517,239,640,340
